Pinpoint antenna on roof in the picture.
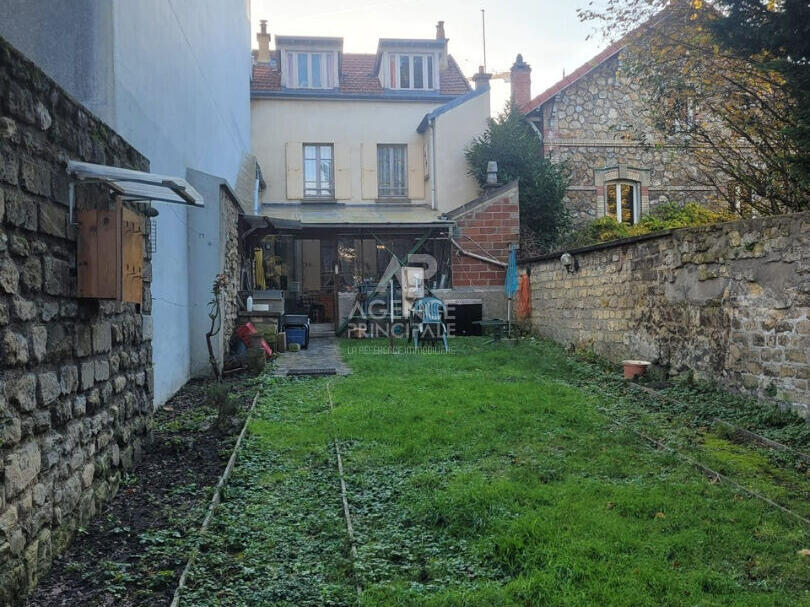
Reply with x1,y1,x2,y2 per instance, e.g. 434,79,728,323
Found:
481,9,487,73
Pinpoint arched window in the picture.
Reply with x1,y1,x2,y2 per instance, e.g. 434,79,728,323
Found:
605,180,640,224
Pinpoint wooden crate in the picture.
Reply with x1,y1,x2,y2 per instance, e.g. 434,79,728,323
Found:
77,201,144,304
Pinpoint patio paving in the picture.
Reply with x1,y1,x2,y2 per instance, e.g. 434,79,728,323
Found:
272,336,351,377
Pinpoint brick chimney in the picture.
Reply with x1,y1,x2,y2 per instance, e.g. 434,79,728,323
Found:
510,54,531,109
256,20,271,63
436,20,446,40
472,65,492,91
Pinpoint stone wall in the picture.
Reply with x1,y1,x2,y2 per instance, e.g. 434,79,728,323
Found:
0,37,152,604
220,186,241,346
535,53,726,225
521,212,810,418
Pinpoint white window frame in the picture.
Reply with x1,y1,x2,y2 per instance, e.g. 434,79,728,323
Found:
303,143,334,199
388,53,436,90
285,51,334,89
377,144,408,199
606,180,641,224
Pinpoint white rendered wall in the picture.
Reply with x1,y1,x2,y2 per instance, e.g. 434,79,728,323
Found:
111,0,251,404
0,0,251,405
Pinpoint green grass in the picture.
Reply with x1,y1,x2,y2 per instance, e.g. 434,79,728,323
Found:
181,339,810,606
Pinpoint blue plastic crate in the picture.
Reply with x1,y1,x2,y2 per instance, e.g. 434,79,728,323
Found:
286,326,308,348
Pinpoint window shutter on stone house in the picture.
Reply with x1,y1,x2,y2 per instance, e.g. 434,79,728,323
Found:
407,143,425,200
361,143,378,200
334,143,351,200
285,142,303,200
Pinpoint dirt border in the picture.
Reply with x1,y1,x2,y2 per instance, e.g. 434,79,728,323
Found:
169,391,260,607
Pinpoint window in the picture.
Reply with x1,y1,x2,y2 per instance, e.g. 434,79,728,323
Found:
388,54,434,90
303,144,334,198
377,145,408,198
606,181,640,224
287,52,334,89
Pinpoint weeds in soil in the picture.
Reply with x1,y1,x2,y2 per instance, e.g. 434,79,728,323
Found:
181,339,810,606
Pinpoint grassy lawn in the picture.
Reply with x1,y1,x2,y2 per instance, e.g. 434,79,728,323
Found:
181,339,810,606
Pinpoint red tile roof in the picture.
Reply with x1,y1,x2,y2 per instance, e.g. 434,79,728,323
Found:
251,52,470,97
340,53,383,94
521,9,672,114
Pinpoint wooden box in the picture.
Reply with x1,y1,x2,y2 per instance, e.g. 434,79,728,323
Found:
77,201,144,304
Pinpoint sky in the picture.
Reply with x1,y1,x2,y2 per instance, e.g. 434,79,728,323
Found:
249,0,610,115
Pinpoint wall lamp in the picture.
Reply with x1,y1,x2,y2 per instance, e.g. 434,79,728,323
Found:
560,252,579,274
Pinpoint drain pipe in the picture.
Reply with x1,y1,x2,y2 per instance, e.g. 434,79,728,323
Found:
253,176,260,215
450,237,507,267
429,117,438,210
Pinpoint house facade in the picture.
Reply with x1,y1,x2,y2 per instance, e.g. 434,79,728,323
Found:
248,21,519,329
514,28,726,226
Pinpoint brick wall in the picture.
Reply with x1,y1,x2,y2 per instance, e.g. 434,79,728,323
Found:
0,37,153,604
450,182,520,288
521,212,810,418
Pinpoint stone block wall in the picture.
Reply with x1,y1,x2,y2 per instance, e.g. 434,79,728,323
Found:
220,186,241,345
0,37,152,604
449,182,520,288
521,212,810,418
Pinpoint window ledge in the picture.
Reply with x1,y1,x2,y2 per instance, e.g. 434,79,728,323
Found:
376,197,411,204
302,197,337,203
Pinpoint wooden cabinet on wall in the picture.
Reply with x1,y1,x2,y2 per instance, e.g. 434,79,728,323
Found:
77,201,144,305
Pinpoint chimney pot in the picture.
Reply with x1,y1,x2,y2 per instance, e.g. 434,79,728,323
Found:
256,19,271,63
472,66,492,91
510,53,532,109
436,20,446,40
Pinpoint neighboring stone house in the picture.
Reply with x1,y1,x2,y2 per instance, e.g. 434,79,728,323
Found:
513,22,726,226
246,20,519,326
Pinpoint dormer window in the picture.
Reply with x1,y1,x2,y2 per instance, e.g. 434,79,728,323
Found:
389,54,435,90
286,52,335,89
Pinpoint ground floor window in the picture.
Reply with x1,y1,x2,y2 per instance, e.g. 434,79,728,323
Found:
606,180,640,224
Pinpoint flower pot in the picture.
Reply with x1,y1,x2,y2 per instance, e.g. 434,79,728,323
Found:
622,360,651,380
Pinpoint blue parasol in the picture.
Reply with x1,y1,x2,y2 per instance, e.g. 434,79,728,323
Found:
505,245,518,336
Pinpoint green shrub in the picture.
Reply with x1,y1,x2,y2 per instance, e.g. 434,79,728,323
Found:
565,203,736,248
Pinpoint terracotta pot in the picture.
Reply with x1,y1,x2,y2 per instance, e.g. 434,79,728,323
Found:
622,360,651,380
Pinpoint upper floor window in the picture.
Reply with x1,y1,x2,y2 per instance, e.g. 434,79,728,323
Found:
303,144,334,198
287,52,335,89
606,180,640,224
389,54,434,90
378,144,408,198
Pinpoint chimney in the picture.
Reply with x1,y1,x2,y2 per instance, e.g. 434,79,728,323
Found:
256,19,271,63
510,53,532,109
436,20,446,40
472,65,492,91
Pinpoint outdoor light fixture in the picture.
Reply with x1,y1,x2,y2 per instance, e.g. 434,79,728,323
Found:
560,252,578,274
486,160,498,186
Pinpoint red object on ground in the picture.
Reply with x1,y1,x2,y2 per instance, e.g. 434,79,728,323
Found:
236,322,273,358
515,274,532,321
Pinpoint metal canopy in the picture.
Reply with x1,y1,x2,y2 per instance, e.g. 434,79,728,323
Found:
66,160,204,221
260,203,453,231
